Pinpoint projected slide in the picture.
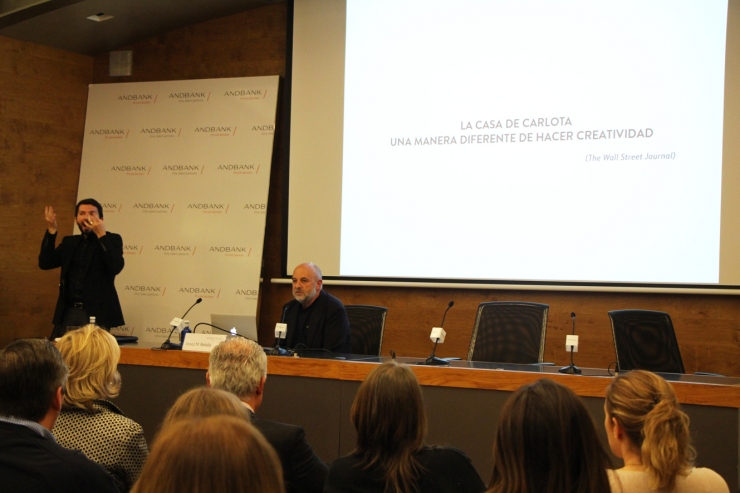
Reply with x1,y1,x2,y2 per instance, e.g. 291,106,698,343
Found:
338,0,727,283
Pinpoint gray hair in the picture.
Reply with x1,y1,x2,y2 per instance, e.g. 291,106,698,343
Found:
208,338,267,399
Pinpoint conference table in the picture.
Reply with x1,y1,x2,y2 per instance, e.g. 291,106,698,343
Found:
118,346,740,491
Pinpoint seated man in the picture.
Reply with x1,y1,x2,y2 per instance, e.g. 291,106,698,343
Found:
207,337,328,493
0,339,119,493
282,263,351,353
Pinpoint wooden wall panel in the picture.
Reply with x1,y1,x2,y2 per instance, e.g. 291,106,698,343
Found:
0,36,92,348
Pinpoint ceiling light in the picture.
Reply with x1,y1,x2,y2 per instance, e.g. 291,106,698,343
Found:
87,13,113,22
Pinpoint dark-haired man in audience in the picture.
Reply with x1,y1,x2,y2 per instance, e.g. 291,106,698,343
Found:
207,337,328,493
282,262,351,353
0,339,119,493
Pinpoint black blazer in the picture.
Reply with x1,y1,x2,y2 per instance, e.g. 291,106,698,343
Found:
0,421,120,493
282,290,351,353
39,230,125,328
325,446,486,493
250,413,328,493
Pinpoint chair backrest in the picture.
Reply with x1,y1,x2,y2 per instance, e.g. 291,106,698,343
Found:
467,302,549,363
608,309,685,374
345,305,388,356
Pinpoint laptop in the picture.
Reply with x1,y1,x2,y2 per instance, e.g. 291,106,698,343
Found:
209,313,259,342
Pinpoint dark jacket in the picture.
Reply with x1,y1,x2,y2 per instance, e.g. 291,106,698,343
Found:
0,421,120,493
283,290,351,353
325,446,486,493
250,412,328,493
39,230,125,328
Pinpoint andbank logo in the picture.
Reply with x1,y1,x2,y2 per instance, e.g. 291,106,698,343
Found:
88,129,129,139
162,164,202,175
235,289,259,296
110,165,151,175
170,92,209,103
102,203,123,213
118,94,157,104
224,89,266,100
154,245,196,256
217,164,259,175
140,127,180,138
110,325,136,336
187,203,228,214
132,203,174,213
125,285,166,296
194,125,236,136
209,246,251,257
244,203,266,213
123,244,143,255
179,287,220,298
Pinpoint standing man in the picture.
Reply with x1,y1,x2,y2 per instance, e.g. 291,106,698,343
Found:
282,263,351,353
0,339,119,493
39,198,125,338
207,337,328,493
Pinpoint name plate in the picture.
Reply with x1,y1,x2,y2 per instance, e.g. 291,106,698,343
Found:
182,333,227,352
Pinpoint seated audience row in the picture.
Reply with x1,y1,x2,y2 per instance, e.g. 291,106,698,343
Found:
0,334,731,493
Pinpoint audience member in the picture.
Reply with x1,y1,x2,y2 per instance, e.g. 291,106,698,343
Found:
0,338,119,493
325,361,485,493
161,386,251,429
131,416,284,493
605,370,729,493
53,324,148,492
487,378,612,493
208,337,328,493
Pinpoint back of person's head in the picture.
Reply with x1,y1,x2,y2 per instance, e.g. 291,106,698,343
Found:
351,361,427,493
0,339,68,421
488,378,612,493
56,324,122,411
208,337,266,399
605,370,694,490
162,387,251,429
131,416,284,493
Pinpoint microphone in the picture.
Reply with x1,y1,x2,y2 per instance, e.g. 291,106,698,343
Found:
193,323,252,341
269,305,291,356
160,298,203,350
559,312,582,374
419,301,454,366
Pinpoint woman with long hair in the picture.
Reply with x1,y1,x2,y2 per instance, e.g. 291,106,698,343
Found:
604,370,729,492
325,361,485,493
53,324,148,493
131,416,284,493
487,378,612,493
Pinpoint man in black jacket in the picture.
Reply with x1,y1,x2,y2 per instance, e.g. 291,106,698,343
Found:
0,339,119,493
282,263,351,353
207,337,328,493
39,198,125,338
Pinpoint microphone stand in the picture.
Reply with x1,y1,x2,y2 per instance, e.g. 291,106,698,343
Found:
160,298,202,350
559,312,582,374
269,305,292,356
420,301,454,366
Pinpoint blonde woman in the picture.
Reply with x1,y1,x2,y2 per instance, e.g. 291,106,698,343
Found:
53,325,148,493
131,416,285,493
604,370,729,493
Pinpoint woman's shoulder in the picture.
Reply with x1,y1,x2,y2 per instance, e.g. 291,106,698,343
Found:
681,468,730,493
57,400,142,435
417,446,474,464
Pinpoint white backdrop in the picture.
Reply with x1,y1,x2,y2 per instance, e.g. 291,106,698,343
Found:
75,76,279,345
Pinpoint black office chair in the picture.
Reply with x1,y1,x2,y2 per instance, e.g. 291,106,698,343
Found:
608,309,685,374
467,302,549,364
346,305,388,356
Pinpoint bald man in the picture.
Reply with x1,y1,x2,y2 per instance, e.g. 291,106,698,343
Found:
281,263,351,353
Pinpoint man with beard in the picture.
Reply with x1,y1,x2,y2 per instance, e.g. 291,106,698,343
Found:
39,198,125,338
281,263,351,353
